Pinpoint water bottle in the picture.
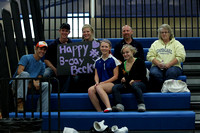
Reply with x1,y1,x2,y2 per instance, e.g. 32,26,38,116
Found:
161,60,164,70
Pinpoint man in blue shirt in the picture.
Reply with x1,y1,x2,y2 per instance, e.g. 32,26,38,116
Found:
12,41,52,112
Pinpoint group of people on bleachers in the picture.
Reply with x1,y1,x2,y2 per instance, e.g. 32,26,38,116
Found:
87,24,185,113
11,23,186,113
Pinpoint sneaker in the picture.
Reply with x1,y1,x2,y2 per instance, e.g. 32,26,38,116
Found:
115,127,128,133
104,108,112,113
90,126,111,133
63,127,79,133
17,98,24,112
112,104,124,112
137,103,146,112
111,125,118,132
91,120,109,133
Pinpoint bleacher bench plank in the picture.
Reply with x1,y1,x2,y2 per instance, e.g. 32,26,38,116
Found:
25,93,191,111
9,111,195,130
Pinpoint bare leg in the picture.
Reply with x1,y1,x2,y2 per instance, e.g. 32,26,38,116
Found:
88,85,102,112
96,83,114,109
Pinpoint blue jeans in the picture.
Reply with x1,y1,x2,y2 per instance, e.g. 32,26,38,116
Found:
44,67,71,93
149,66,182,92
112,82,146,106
43,67,55,78
12,71,52,112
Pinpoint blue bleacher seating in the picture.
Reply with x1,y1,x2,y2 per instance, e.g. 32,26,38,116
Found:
25,93,191,111
9,111,195,130
11,92,195,131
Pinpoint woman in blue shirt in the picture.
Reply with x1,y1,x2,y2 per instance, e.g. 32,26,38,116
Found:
88,39,121,113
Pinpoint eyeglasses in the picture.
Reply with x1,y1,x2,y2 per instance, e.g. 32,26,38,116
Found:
161,31,169,34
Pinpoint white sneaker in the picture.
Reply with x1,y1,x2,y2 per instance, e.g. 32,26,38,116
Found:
111,125,118,132
93,120,108,132
63,127,79,133
104,108,112,113
115,127,128,133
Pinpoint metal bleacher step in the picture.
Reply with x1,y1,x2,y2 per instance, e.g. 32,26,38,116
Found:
188,84,200,93
184,50,200,66
183,78,200,92
183,51,200,93
183,63,200,70
183,71,200,76
194,109,200,130
187,84,200,94
183,62,200,76
191,101,200,111
185,50,200,58
191,93,200,102
194,110,200,121
195,120,200,130
185,57,200,62
184,51,200,132
183,61,200,66
186,77,200,87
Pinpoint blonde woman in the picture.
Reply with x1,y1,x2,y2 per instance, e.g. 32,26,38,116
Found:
112,44,148,112
73,24,100,91
82,24,95,41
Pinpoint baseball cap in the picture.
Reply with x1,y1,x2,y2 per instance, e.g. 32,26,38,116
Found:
36,41,48,48
60,23,70,30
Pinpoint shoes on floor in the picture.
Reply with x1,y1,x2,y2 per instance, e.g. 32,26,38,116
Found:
63,127,79,133
111,125,128,133
90,120,129,133
93,120,108,132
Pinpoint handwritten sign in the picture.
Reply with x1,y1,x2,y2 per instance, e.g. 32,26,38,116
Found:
57,41,100,76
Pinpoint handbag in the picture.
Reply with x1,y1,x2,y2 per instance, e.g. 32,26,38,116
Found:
161,79,190,93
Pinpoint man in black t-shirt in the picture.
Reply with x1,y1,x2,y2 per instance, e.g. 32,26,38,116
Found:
44,23,72,92
114,25,144,62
